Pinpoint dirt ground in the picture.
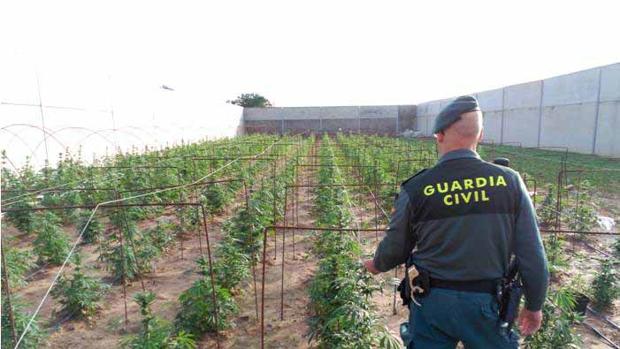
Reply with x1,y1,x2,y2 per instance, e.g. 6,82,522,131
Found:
3,180,256,349
200,163,320,348
199,152,407,348
43,201,246,348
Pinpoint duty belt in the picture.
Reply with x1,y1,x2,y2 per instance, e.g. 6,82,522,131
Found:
429,278,499,295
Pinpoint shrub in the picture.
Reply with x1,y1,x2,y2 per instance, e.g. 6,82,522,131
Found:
1,159,38,233
51,256,109,321
4,202,36,233
537,185,557,227
223,201,270,260
1,296,44,349
109,212,139,240
202,184,228,214
523,287,582,349
566,181,598,236
102,243,140,282
121,291,196,349
176,205,199,233
77,211,104,244
590,259,619,311
543,234,567,276
612,237,620,259
175,277,238,335
212,238,250,290
307,136,401,349
143,221,176,252
3,247,36,288
40,192,81,224
102,220,177,282
32,212,72,265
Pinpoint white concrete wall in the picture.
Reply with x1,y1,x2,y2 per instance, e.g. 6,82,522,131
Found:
244,105,399,121
243,105,414,134
416,63,620,157
595,63,620,157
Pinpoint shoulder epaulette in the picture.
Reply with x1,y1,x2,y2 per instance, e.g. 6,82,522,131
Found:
401,168,427,186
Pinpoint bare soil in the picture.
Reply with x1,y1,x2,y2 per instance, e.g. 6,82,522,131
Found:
3,154,296,349
4,186,248,348
200,163,319,348
42,203,244,348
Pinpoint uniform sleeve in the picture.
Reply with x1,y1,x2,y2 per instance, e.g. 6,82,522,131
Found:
372,187,416,272
513,174,549,311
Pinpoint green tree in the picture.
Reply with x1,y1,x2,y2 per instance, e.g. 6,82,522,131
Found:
227,93,272,107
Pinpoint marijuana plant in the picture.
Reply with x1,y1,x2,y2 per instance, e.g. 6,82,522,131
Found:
590,259,619,311
121,291,196,349
32,212,72,265
51,255,109,320
523,287,583,349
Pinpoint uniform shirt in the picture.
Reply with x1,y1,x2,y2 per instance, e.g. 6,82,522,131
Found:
372,148,549,311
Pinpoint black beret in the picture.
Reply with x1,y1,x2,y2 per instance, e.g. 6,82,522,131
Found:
433,95,480,134
492,157,510,167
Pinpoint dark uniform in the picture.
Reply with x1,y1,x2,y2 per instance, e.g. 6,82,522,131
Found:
372,97,549,349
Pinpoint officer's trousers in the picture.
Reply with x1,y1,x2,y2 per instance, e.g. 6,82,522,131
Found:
401,288,519,349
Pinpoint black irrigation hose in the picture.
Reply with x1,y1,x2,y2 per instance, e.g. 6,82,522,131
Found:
587,306,620,331
583,321,620,349
582,241,614,259
547,292,619,349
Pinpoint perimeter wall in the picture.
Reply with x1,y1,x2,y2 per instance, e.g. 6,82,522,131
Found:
243,105,416,136
417,63,620,157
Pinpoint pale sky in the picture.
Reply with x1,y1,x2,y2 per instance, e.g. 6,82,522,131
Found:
1,0,620,166
2,0,619,107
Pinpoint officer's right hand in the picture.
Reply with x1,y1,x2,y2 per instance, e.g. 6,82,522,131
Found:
363,260,381,274
518,309,542,336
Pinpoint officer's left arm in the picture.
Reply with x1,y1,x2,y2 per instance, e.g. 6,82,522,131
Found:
370,187,416,273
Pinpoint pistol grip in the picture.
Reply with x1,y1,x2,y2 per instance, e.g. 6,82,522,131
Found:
411,286,424,294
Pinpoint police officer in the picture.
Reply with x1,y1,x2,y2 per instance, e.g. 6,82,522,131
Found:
363,96,549,348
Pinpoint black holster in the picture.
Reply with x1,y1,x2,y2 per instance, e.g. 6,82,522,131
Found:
397,259,430,306
498,259,523,329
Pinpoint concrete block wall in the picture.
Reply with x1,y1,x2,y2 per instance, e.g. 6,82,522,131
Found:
596,63,620,157
243,105,416,135
416,63,620,157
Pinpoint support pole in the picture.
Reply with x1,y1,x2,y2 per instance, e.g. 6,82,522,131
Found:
200,205,221,349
